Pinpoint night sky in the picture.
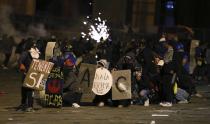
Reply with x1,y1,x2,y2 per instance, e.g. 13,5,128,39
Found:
175,0,210,28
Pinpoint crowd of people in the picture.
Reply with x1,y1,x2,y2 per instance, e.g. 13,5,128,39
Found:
0,30,209,112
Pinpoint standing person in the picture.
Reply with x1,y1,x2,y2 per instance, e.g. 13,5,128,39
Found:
16,41,41,112
159,61,175,107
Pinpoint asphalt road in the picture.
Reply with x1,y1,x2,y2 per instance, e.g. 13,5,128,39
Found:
0,69,210,124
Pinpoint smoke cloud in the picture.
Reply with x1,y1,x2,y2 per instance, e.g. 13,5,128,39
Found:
0,5,20,37
0,5,49,42
27,23,49,38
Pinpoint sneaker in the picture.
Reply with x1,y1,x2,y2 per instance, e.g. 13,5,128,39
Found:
16,104,26,112
98,102,104,107
1,65,8,69
118,105,123,108
178,100,189,104
2,66,8,70
25,107,35,112
72,103,80,108
160,102,172,107
195,93,202,98
144,99,149,107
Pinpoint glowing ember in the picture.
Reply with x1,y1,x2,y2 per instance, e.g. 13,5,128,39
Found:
83,21,87,25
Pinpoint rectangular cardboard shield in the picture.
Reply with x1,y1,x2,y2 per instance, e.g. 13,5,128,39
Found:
23,59,54,91
45,66,64,94
112,70,131,100
44,94,62,107
189,40,199,74
45,42,56,61
45,66,64,107
78,63,97,102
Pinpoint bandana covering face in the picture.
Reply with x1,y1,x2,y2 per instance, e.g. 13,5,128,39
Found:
29,47,40,59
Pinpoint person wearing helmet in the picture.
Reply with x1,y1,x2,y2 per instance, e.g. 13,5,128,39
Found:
62,43,81,108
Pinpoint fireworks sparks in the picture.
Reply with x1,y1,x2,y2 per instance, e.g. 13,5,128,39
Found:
83,21,87,25
81,14,109,43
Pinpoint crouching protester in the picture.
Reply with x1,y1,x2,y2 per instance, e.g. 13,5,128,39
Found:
62,44,81,108
113,55,138,107
176,54,200,103
132,65,150,106
175,88,190,104
16,42,41,112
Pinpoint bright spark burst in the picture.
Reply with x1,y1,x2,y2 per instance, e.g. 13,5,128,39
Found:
81,15,109,43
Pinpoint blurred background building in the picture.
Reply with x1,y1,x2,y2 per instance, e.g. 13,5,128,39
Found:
0,0,210,41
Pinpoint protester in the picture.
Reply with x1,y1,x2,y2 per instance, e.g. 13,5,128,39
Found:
62,43,81,108
177,53,198,98
0,25,203,110
132,64,150,106
113,54,138,107
93,59,112,107
159,60,175,107
16,41,40,112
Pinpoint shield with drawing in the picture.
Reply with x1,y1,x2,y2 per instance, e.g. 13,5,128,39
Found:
112,70,131,100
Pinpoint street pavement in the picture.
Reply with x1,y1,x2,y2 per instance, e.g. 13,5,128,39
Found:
0,69,210,124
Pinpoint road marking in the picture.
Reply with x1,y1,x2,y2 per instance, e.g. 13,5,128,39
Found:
152,114,169,117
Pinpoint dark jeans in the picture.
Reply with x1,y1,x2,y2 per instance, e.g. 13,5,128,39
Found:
112,99,131,107
21,86,34,108
63,92,82,106
161,75,174,103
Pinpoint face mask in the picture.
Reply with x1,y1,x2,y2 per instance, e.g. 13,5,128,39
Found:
29,47,40,59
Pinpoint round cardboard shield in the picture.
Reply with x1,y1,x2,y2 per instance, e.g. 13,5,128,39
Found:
92,67,113,95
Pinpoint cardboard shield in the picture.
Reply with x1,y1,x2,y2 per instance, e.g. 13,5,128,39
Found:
45,42,56,61
112,70,131,100
23,59,54,90
45,94,62,107
45,66,64,107
92,67,113,95
189,40,199,74
78,63,97,102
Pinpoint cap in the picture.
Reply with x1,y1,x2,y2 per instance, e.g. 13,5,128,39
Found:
97,59,108,68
